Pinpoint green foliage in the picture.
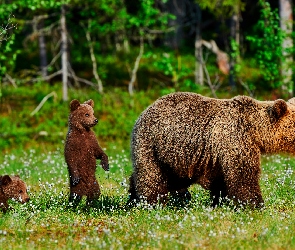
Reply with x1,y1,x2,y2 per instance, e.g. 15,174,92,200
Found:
0,85,160,152
198,0,245,17
246,0,284,89
145,50,197,91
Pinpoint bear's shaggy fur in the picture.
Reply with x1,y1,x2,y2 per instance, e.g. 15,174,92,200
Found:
0,175,30,212
64,99,109,206
128,92,295,208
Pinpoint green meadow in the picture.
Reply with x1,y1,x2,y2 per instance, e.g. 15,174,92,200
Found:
0,86,295,249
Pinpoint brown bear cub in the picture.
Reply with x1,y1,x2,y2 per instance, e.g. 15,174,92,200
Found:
129,92,295,208
64,99,109,206
0,175,30,212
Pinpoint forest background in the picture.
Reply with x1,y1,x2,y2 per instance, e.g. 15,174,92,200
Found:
1,0,295,152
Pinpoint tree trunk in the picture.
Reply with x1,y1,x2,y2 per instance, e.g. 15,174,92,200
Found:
195,4,203,86
61,4,68,102
229,12,239,89
128,36,144,96
85,20,104,94
38,20,48,78
279,0,293,97
166,0,185,49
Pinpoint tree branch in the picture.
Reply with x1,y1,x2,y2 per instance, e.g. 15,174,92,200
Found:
128,35,144,96
30,91,57,116
0,13,17,43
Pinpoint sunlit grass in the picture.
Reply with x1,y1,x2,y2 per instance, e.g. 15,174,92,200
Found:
0,148,295,249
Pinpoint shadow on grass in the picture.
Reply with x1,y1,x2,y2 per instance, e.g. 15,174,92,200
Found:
66,194,129,215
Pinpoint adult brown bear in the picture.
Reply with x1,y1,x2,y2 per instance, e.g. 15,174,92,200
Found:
128,92,295,208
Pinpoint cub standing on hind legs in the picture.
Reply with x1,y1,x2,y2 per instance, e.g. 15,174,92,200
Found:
64,99,109,207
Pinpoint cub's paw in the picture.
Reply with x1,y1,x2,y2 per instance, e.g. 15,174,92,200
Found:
71,176,80,186
101,161,109,171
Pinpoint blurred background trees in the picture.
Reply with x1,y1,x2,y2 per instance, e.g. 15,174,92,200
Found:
1,0,295,152
0,0,294,98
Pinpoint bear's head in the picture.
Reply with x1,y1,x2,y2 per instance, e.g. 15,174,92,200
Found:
69,99,98,131
0,175,30,203
267,98,295,154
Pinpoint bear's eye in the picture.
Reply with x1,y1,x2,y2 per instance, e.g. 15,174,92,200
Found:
19,190,23,194
85,114,89,117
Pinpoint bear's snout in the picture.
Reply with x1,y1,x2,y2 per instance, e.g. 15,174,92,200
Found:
94,119,98,124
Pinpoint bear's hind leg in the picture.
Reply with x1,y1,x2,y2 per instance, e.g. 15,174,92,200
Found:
134,162,169,205
126,173,139,206
170,188,192,206
69,192,82,207
86,180,101,206
210,176,228,207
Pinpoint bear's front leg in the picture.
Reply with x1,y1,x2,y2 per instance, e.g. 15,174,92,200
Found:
100,153,109,171
0,200,10,213
223,164,264,208
69,169,80,186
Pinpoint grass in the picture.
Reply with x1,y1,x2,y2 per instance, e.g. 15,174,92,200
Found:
0,146,295,249
1,85,295,249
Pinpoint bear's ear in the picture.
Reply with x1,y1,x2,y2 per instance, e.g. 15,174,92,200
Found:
287,97,295,106
70,99,80,112
268,99,288,120
84,99,94,108
0,175,12,186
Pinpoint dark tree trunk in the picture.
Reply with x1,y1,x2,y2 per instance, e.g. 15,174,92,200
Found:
166,0,186,49
38,20,48,78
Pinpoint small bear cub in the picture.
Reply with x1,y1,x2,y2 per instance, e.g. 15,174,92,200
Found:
64,99,109,207
0,175,30,212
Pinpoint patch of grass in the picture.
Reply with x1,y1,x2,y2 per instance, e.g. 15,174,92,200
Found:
0,147,295,249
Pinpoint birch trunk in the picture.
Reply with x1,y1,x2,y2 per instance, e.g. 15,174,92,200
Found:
195,4,203,86
279,0,293,97
85,21,103,94
61,4,68,101
128,36,144,96
229,12,239,89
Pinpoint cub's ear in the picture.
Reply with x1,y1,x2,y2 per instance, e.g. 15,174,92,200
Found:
287,97,295,106
0,175,12,186
268,99,288,120
70,99,80,112
84,99,94,108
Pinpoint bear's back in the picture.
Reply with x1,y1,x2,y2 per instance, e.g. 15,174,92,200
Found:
131,93,264,168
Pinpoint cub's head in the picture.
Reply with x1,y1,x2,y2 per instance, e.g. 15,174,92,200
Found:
267,98,295,153
0,175,30,204
69,99,98,130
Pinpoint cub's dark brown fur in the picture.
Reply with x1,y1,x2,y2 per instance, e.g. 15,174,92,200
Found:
0,175,29,212
129,92,295,208
64,99,109,206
